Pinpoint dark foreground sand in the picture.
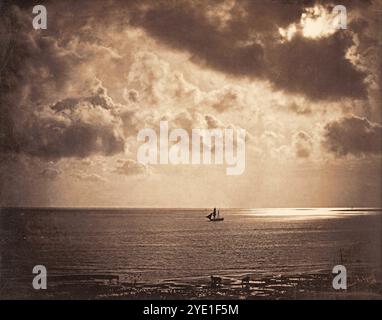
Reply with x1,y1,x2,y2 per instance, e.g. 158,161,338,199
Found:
2,271,381,299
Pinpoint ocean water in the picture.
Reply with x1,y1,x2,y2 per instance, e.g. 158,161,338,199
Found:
0,208,381,297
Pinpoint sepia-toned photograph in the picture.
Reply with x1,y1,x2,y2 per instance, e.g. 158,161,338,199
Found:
0,0,381,302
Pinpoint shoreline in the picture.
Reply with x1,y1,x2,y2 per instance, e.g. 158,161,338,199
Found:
2,271,381,300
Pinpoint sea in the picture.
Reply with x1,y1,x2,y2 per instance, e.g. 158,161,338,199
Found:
0,207,381,298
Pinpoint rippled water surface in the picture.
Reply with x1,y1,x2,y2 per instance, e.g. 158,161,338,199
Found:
1,208,381,295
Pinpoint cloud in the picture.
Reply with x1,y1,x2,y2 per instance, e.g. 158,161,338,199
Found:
0,5,85,154
125,51,254,116
256,130,285,159
322,115,382,156
71,172,107,183
267,33,367,100
293,131,313,158
206,86,246,112
114,159,151,176
0,1,378,166
15,84,126,159
129,1,267,78
127,0,370,101
287,102,312,115
39,167,61,180
125,51,206,110
0,4,130,157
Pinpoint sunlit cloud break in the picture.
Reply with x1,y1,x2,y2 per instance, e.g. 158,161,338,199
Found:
279,4,347,41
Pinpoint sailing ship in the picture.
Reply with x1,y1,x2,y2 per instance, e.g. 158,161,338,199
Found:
206,208,224,222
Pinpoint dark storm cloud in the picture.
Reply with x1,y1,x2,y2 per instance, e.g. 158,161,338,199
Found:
127,0,311,78
322,115,382,156
267,33,367,100
128,0,267,77
126,0,369,100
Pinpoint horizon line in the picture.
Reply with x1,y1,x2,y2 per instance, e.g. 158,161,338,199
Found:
1,206,381,210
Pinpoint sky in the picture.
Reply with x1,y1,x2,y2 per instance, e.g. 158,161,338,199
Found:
0,0,381,208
